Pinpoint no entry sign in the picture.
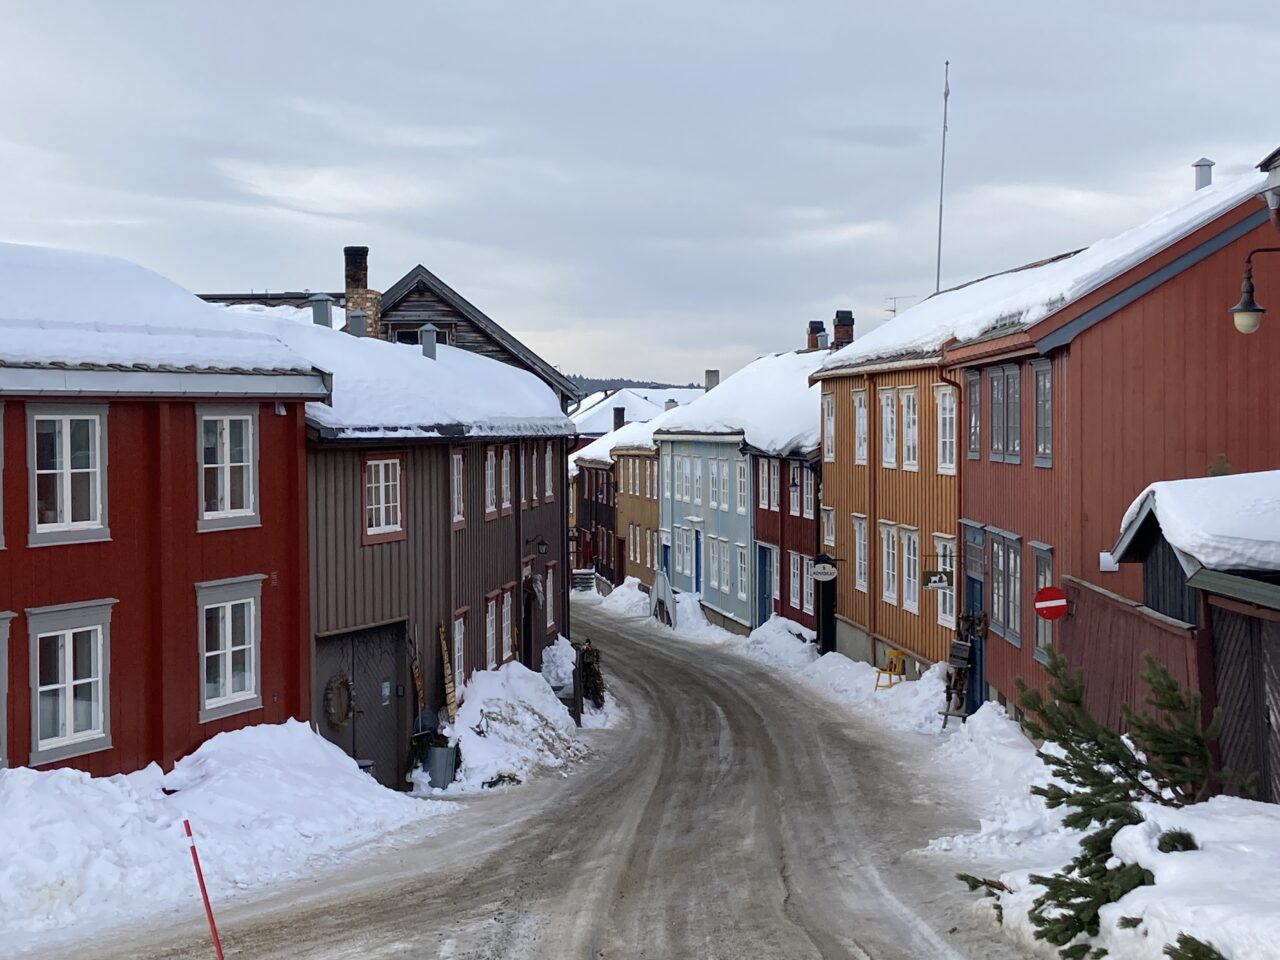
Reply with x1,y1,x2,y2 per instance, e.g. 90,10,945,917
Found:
1034,585,1068,621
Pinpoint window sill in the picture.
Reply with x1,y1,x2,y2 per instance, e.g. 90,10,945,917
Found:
28,526,113,548
855,584,867,593
363,527,407,546
197,516,262,534
938,617,956,631
1034,456,1052,469
902,463,919,473
30,733,112,766
1033,645,1051,665
903,604,919,616
937,465,957,476
451,518,466,532
200,694,263,724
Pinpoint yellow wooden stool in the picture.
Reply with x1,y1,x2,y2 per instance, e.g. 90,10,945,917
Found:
874,648,906,690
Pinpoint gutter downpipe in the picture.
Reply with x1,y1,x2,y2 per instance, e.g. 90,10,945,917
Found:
867,370,879,664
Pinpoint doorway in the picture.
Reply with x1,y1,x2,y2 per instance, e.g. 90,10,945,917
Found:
693,529,703,594
756,544,774,626
963,526,986,715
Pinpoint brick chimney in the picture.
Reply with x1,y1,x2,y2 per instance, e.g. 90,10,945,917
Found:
832,309,854,347
807,320,827,350
344,245,382,339
613,406,626,431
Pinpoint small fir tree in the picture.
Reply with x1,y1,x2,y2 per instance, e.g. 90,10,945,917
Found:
1164,934,1228,960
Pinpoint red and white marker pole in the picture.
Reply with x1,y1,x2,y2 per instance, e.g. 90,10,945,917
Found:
183,818,225,960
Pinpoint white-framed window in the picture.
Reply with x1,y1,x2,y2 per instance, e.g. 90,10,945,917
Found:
663,453,672,499
644,459,651,499
502,447,512,509
197,575,265,723
880,522,898,604
197,408,258,531
900,388,919,470
709,461,719,509
790,551,801,609
853,389,868,465
693,458,703,504
364,456,403,536
771,545,780,601
735,547,747,600
485,447,498,515
853,515,868,592
802,469,815,519
769,460,780,511
520,446,527,506
1033,360,1052,467
452,614,466,692
485,596,497,669
821,507,835,547
530,443,539,501
879,389,896,467
900,528,919,614
1034,546,1054,658
646,529,653,569
967,371,981,460
502,590,513,662
709,537,720,590
682,457,692,502
28,598,116,764
674,527,684,574
758,459,769,508
822,393,835,461
933,534,957,628
30,406,110,545
934,385,957,475
721,541,732,596
451,451,465,523
719,459,730,511
789,463,801,516
802,556,815,615
546,564,557,628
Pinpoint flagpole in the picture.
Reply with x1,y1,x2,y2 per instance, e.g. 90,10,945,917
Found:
935,60,950,294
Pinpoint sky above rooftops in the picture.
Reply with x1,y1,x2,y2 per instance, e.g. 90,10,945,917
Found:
0,1,1273,381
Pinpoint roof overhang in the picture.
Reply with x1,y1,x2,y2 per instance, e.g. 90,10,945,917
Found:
0,366,330,400
651,430,744,443
811,353,943,383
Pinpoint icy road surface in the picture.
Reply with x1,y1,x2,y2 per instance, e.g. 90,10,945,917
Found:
77,602,1027,960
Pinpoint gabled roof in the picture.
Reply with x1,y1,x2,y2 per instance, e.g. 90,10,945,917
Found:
380,263,579,402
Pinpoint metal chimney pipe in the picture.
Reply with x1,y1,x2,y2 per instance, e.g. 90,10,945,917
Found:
420,323,438,359
348,308,366,337
1193,157,1214,191
308,291,334,327
704,369,719,390
664,399,678,411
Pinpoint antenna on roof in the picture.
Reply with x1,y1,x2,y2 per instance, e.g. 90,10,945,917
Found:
934,59,950,294
885,295,914,318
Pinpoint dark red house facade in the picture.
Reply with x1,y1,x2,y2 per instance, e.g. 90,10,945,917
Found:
752,454,820,631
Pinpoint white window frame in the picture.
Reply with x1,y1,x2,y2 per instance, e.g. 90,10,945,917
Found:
364,457,403,535
853,389,868,465
452,614,466,692
771,545,780,601
900,528,919,614
502,590,513,662
802,469,815,520
196,405,259,532
879,389,896,468
520,446,527,506
663,452,672,499
502,447,512,509
28,405,111,546
0,611,11,766
196,574,265,723
802,556,815,615
853,515,868,592
485,447,498,514
758,459,769,508
28,597,117,764
933,534,957,628
486,596,497,669
934,384,957,475
709,460,719,510
546,564,557,629
682,457,692,502
880,522,898,604
674,527,684,574
721,541,732,596
821,507,835,547
769,460,780,511
719,459,730,512
709,537,720,590
790,551,801,609
451,451,465,523
822,393,835,462
900,388,919,471
693,458,703,505
737,546,748,601
789,463,801,516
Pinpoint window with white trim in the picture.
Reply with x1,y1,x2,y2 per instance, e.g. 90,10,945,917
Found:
821,507,835,547
900,528,919,614
520,447,527,506
197,575,265,723
1034,546,1053,657
31,408,109,542
880,522,898,603
736,461,747,514
682,457,692,502
853,390,868,465
721,541,731,596
769,460,779,511
546,565,556,628
719,459,730,511
502,590,513,662
485,448,497,515
530,444,539,501
545,444,555,501
663,453,671,499
737,547,748,601
452,614,466,691
646,529,653,568
709,537,720,589
771,546,780,601
790,551,801,609
789,463,801,516
900,389,919,470
197,410,258,530
30,598,116,763
451,452,465,523
802,556,814,615
1033,361,1052,466
966,372,981,460
709,461,719,509
674,528,684,574
693,458,703,504
934,385,956,474
758,459,769,508
364,457,403,535
933,534,956,628
502,447,512,509
879,389,896,467
822,393,835,461
853,515,868,592
802,469,815,519
486,597,497,669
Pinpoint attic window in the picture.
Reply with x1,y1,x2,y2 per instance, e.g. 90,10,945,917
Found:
394,329,420,345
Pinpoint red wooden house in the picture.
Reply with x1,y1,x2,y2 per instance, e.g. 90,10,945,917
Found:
0,242,327,775
942,164,1280,722
752,451,821,632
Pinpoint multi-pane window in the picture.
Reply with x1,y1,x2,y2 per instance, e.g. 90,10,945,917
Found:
853,390,868,465
771,546,780,601
789,463,801,516
935,385,957,474
966,372,981,459
709,461,719,509
196,412,258,530
546,565,556,627
646,530,653,569
485,448,498,515
530,444,539,501
803,557,815,614
769,460,780,511
1034,547,1054,658
758,459,769,508
502,447,512,509
364,457,402,535
451,452,465,523
990,534,1022,643
900,389,919,470
719,459,730,511
821,507,835,546
545,445,554,501
502,590,513,662
737,547,748,600
663,453,671,498
822,394,835,461
880,522,898,603
790,551,801,609
990,373,1006,459
933,535,956,628
34,413,105,531
683,458,692,502
900,528,919,613
709,538,720,589
693,459,703,504
486,597,497,669
202,598,257,710
991,366,1022,463
736,461,747,514
520,448,527,505
1033,361,1052,466
674,528,684,573
720,542,731,596
802,469,815,519
879,389,896,467
854,516,868,591
452,615,466,692
36,625,104,751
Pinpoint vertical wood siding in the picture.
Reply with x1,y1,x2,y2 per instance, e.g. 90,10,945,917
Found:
614,450,660,588
753,455,819,631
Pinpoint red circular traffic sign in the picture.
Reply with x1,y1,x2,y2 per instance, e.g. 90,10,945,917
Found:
1034,585,1068,621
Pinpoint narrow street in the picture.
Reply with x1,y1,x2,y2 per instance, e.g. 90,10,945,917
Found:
77,601,1027,960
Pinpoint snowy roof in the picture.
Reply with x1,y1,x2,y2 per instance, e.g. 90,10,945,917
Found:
654,350,826,456
229,311,574,441
570,386,704,435
1115,471,1280,573
0,241,318,377
568,408,675,477
225,301,347,331
819,170,1267,373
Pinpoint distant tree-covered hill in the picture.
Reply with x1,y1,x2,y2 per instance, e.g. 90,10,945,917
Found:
568,375,700,394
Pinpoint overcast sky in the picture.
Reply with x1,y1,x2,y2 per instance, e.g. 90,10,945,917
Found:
1,2,1274,383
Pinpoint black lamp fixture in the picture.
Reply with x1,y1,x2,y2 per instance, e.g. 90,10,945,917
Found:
1230,247,1280,334
525,534,549,556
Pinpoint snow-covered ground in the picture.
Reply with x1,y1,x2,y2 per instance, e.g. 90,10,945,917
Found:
581,583,1280,960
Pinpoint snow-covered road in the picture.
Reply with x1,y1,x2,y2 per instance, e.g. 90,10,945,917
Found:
76,601,1026,960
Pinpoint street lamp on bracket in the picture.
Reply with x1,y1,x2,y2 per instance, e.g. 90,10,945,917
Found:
1228,247,1280,334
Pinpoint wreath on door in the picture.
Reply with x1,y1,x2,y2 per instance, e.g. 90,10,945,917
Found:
324,673,355,728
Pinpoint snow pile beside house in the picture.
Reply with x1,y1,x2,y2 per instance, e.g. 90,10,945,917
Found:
656,350,826,456
0,720,447,954
599,576,652,617
437,661,586,793
541,635,578,690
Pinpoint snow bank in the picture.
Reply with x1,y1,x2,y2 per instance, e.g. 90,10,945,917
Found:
435,661,586,793
1118,470,1280,572
0,720,447,955
600,577,652,617
656,350,826,457
541,635,577,690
